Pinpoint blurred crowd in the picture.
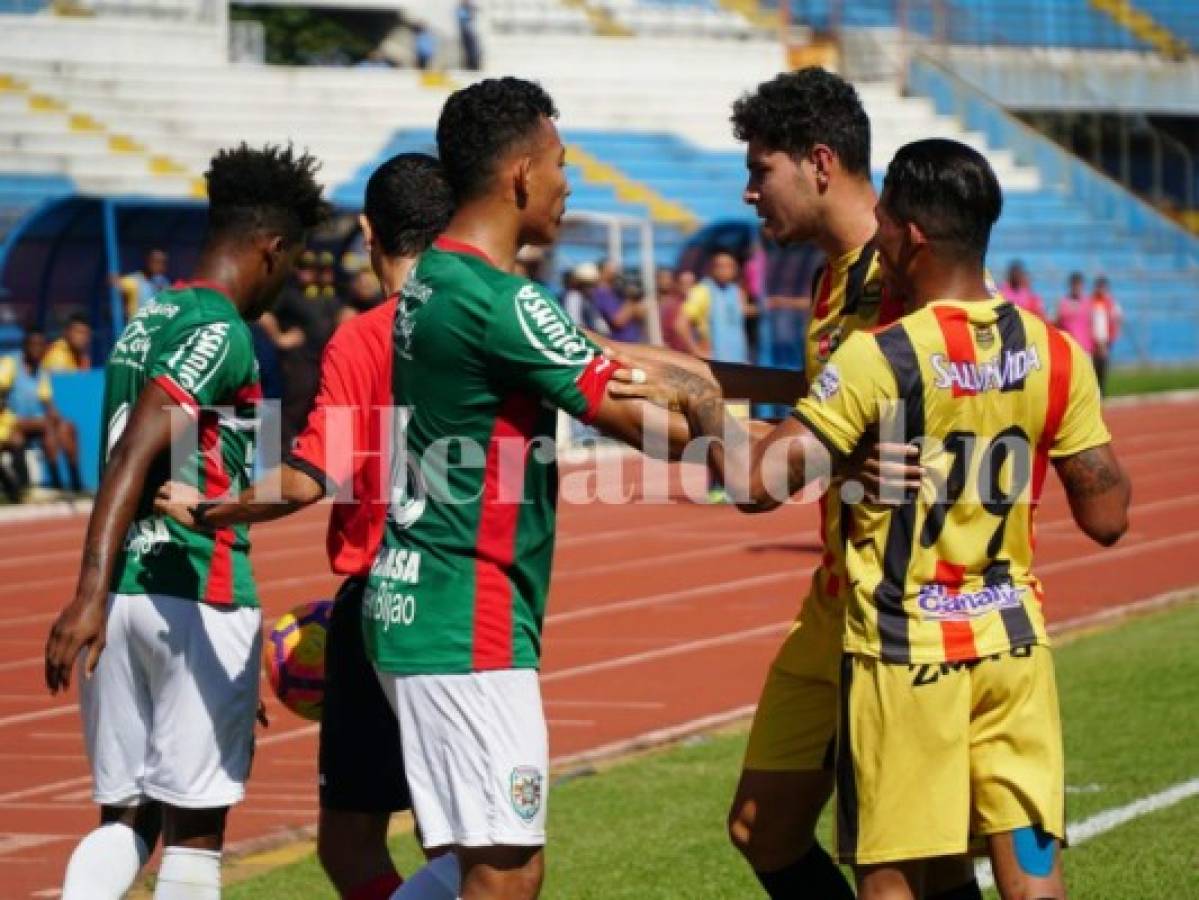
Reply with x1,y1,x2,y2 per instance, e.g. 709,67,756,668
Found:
0,242,1126,507
999,260,1124,394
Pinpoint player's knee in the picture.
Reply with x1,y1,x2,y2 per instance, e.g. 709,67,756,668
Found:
161,805,227,851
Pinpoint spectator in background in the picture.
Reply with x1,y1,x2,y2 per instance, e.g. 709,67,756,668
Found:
0,385,29,502
414,23,437,70
562,262,603,331
458,0,481,70
1001,259,1046,319
678,250,752,503
656,268,689,352
43,314,93,372
0,329,82,494
1056,271,1096,359
340,267,384,324
273,250,341,448
116,248,169,320
1091,275,1123,395
592,260,646,342
677,250,751,363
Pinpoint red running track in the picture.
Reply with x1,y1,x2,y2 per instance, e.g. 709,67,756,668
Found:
0,398,1196,898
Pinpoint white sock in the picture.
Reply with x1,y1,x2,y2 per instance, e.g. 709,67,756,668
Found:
391,853,462,899
62,822,151,900
153,846,221,899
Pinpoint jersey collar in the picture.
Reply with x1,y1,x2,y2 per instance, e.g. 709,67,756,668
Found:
433,236,496,266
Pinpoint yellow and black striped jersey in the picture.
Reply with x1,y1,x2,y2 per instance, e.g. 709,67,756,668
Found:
803,239,905,611
795,298,1110,664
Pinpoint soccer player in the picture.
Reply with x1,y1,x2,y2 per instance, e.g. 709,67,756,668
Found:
43,144,330,900
621,138,1130,899
156,152,463,900
725,67,961,899
362,77,711,900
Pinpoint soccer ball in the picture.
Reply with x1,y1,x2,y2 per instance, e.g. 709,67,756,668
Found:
263,599,333,721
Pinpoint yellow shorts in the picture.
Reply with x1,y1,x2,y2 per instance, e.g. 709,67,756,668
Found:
835,645,1065,866
743,596,843,772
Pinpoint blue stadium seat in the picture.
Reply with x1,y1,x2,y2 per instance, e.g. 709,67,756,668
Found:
0,173,75,248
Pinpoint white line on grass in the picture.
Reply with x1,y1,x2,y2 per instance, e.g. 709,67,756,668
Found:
975,777,1199,889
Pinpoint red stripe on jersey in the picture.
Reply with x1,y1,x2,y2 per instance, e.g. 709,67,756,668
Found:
576,355,617,424
812,268,833,320
434,236,495,266
934,560,979,662
233,382,263,405
472,392,540,669
1029,326,1073,548
151,374,199,418
200,411,234,605
931,305,978,398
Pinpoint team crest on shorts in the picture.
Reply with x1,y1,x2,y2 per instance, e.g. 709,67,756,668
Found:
509,766,543,823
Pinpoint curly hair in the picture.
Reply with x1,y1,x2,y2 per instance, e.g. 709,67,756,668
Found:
436,77,558,203
882,138,1002,261
205,143,331,245
731,68,871,176
364,153,454,257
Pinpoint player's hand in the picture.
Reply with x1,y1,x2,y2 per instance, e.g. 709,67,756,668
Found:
256,700,269,729
607,366,683,410
44,596,107,694
843,441,923,505
154,481,203,529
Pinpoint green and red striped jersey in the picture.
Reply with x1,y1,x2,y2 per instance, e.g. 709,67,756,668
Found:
364,239,615,675
102,283,262,607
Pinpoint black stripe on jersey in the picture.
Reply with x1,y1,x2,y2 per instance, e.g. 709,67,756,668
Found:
995,302,1030,393
835,654,860,861
841,238,878,316
810,264,827,304
872,325,924,664
985,559,1037,649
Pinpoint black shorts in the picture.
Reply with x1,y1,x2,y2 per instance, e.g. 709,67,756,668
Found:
318,577,411,813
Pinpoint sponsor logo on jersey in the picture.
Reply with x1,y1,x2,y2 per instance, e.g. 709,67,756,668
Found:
815,324,843,363
811,363,841,402
369,548,422,584
916,581,1025,621
929,346,1041,394
123,516,171,558
168,323,232,393
510,766,544,823
514,285,594,367
111,319,155,368
396,277,432,360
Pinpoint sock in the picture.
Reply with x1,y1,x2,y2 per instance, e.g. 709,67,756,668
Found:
392,853,461,899
928,880,984,900
755,842,854,900
61,822,151,900
153,847,221,899
348,871,403,900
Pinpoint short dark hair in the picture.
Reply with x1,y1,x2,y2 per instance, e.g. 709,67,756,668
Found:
205,144,330,246
436,77,558,203
364,153,454,257
731,67,871,177
881,138,1002,262
1069,271,1085,284
65,313,90,328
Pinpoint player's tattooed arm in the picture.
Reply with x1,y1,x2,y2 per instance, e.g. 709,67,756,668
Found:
46,381,183,694
1054,443,1130,547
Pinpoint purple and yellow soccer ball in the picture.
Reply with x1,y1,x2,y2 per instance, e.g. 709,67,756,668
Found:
264,599,334,721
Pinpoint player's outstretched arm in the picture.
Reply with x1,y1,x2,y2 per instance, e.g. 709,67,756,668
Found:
45,382,182,693
1053,443,1130,546
155,463,324,530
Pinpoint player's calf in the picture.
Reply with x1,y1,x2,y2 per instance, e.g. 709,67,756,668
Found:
988,826,1066,900
456,845,544,900
317,809,401,898
61,802,161,900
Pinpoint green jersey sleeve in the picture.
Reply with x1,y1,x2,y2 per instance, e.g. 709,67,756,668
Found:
486,280,615,422
150,318,254,414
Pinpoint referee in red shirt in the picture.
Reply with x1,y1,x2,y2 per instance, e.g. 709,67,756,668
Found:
156,153,460,900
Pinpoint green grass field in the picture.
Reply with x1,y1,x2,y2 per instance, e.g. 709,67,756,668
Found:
227,602,1199,899
1107,366,1199,397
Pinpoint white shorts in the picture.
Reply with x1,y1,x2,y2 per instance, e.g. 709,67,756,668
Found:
376,668,548,848
80,593,262,809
